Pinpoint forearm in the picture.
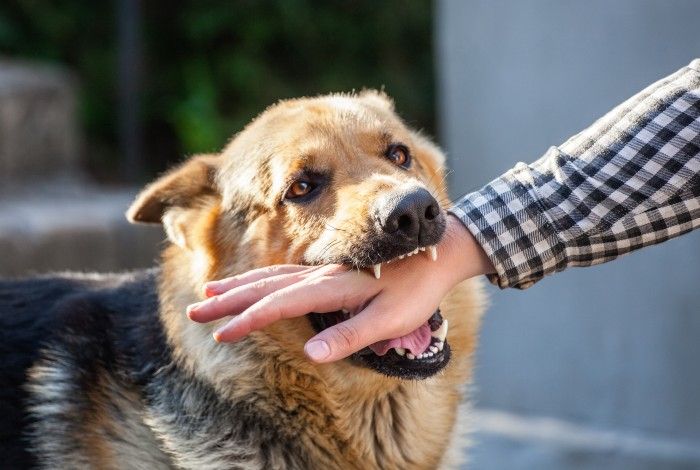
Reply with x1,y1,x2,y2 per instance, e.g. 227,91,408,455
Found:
450,59,700,289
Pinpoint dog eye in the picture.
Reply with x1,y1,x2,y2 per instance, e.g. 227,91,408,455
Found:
385,144,411,168
285,180,317,200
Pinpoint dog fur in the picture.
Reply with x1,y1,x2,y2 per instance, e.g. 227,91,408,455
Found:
0,91,484,469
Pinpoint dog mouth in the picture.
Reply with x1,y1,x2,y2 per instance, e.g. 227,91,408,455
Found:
304,220,448,379
307,308,450,380
369,244,438,279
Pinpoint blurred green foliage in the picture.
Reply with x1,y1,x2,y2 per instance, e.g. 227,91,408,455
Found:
0,1,434,180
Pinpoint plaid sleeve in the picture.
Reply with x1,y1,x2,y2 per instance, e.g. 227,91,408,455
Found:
450,59,700,289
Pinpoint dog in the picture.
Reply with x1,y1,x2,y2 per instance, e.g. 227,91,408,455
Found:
0,91,484,469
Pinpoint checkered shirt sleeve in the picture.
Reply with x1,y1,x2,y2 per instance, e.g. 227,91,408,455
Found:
450,59,700,289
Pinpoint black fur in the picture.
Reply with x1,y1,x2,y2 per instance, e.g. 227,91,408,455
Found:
0,270,159,467
0,270,316,468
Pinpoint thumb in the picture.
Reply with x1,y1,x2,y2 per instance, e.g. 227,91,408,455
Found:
304,303,391,363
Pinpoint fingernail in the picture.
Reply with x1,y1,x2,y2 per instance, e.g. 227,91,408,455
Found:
186,304,198,318
203,282,220,297
304,340,330,361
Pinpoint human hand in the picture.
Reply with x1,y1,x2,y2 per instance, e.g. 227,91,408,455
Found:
186,215,494,363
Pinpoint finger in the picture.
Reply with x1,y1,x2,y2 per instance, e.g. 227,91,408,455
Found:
303,301,397,363
189,270,311,323
203,265,314,297
213,270,374,342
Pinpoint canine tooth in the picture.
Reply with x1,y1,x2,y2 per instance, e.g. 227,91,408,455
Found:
430,345,438,353
407,353,415,360
420,247,426,252
436,341,444,351
394,347,406,356
433,319,448,342
373,264,381,279
428,245,438,261
341,308,349,314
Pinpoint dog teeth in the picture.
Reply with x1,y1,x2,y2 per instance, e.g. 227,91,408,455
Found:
436,341,444,351
378,245,439,272
428,245,438,261
394,347,406,357
429,345,438,353
406,247,420,257
406,353,415,360
432,319,448,342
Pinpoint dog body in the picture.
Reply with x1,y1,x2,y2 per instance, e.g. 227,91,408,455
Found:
0,92,484,469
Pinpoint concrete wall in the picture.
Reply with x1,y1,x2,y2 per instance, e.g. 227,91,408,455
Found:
0,61,81,183
0,61,162,278
436,1,700,468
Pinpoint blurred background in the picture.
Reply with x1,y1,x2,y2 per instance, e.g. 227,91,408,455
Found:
0,1,698,468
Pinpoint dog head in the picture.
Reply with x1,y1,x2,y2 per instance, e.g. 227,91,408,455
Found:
128,91,460,380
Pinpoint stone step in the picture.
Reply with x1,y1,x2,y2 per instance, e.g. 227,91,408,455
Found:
0,184,163,277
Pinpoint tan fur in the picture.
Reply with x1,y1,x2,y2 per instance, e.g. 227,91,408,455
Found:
129,91,485,468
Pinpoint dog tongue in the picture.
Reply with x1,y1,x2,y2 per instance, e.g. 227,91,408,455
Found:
368,322,432,356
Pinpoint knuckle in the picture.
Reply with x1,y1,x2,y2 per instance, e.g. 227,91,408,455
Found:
263,265,279,276
256,295,279,317
274,304,286,321
251,279,272,296
250,298,283,326
236,314,253,334
207,295,223,309
332,323,361,350
247,309,261,327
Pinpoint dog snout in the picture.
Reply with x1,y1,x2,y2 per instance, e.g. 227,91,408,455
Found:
377,188,443,244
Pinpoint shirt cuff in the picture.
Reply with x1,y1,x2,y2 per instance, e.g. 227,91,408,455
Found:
449,164,569,289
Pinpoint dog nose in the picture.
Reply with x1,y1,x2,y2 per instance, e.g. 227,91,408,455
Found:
378,188,441,243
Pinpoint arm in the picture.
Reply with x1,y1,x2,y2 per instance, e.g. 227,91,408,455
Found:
188,59,700,362
451,58,700,289
188,215,493,362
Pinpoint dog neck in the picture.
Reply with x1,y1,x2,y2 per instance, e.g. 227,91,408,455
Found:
156,243,467,467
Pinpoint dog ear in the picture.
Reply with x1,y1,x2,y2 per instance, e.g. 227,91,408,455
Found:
358,89,395,111
126,154,220,247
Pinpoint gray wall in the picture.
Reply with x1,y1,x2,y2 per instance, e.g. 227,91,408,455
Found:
436,1,700,468
0,61,162,278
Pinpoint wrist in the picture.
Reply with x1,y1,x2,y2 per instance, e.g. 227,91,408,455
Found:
439,214,495,285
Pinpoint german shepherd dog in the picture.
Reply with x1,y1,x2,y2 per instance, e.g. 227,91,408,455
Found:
0,91,484,469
